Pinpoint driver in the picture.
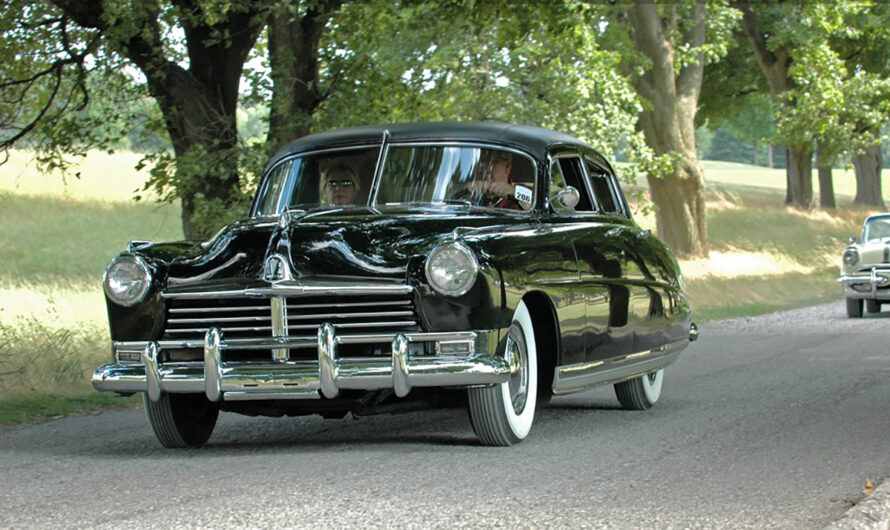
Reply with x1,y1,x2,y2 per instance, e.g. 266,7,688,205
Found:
321,164,360,206
467,150,527,210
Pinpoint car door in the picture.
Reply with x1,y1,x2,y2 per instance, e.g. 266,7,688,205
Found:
545,151,634,366
582,154,668,355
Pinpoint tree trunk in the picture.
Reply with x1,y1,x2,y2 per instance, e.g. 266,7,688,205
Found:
853,143,885,208
267,1,342,155
624,1,708,257
738,1,813,209
55,0,265,240
818,166,835,209
785,149,813,208
647,160,707,257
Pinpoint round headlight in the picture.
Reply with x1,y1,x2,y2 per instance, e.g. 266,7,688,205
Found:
104,255,152,306
425,243,479,297
843,248,859,267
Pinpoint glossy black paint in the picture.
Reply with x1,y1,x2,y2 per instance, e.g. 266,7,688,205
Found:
105,122,691,380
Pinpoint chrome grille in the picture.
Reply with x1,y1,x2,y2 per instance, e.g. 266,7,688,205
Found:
161,293,419,343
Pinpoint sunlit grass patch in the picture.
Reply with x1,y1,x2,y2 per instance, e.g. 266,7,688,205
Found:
0,149,156,203
0,192,182,284
686,266,841,322
681,248,817,279
702,160,890,203
0,281,107,329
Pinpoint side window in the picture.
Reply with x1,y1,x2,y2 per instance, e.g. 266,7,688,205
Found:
254,160,293,216
585,159,621,215
549,155,593,213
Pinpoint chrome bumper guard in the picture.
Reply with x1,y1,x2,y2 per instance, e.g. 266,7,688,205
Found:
92,325,510,402
838,267,890,299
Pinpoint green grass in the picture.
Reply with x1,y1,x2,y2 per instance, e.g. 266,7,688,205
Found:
0,393,140,425
0,150,182,422
687,267,841,322
0,192,182,284
0,151,882,423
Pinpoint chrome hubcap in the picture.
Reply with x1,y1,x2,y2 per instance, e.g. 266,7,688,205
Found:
506,324,528,414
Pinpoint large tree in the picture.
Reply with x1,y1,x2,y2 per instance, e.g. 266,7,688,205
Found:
1,0,268,239
736,0,815,208
603,1,738,257
266,0,342,154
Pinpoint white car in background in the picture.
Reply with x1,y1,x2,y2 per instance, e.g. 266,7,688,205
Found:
839,213,890,317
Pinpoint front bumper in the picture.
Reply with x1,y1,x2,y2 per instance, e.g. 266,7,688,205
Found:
92,325,510,402
838,266,890,300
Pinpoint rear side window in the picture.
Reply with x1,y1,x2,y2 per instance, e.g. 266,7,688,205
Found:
585,159,620,215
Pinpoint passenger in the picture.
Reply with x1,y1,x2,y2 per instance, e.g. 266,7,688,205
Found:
321,164,359,206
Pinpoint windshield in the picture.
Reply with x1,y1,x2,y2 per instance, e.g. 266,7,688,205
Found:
863,216,890,242
253,144,536,216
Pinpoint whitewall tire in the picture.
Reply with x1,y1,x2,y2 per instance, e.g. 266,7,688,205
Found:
615,369,664,410
468,300,538,446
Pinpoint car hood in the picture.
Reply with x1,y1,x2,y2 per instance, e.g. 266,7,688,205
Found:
162,206,528,289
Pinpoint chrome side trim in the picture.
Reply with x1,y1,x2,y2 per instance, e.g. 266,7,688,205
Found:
552,338,689,396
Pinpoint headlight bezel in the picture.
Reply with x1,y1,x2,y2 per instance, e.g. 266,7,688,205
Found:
103,254,153,307
842,247,860,267
424,242,479,297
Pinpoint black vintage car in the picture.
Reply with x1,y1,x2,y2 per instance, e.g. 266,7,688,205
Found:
94,122,696,448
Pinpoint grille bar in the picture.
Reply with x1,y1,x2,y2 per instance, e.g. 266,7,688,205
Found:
286,310,415,321
286,300,410,310
169,305,270,314
161,291,420,345
168,316,273,324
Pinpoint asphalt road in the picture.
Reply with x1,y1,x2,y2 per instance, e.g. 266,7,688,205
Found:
2,299,889,529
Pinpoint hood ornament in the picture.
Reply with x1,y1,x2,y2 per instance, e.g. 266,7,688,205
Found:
263,253,292,282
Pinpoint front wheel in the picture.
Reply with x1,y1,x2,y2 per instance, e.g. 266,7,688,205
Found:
468,300,538,446
143,393,219,448
614,369,664,410
866,299,881,314
846,298,863,318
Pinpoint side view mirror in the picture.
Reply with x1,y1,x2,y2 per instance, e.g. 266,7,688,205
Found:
552,186,580,210
848,236,857,244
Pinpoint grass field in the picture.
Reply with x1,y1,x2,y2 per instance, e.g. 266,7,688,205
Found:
0,150,182,419
0,150,883,423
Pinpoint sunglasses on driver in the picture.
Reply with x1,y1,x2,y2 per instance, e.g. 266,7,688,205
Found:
325,179,355,189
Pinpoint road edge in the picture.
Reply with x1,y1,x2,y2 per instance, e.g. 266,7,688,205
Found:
825,479,890,529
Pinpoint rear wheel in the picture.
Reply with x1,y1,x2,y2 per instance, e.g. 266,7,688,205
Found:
846,298,863,318
143,393,219,448
866,299,881,314
468,300,538,446
615,369,664,410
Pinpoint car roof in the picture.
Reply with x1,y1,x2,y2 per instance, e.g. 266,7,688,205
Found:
865,213,890,222
265,122,595,171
